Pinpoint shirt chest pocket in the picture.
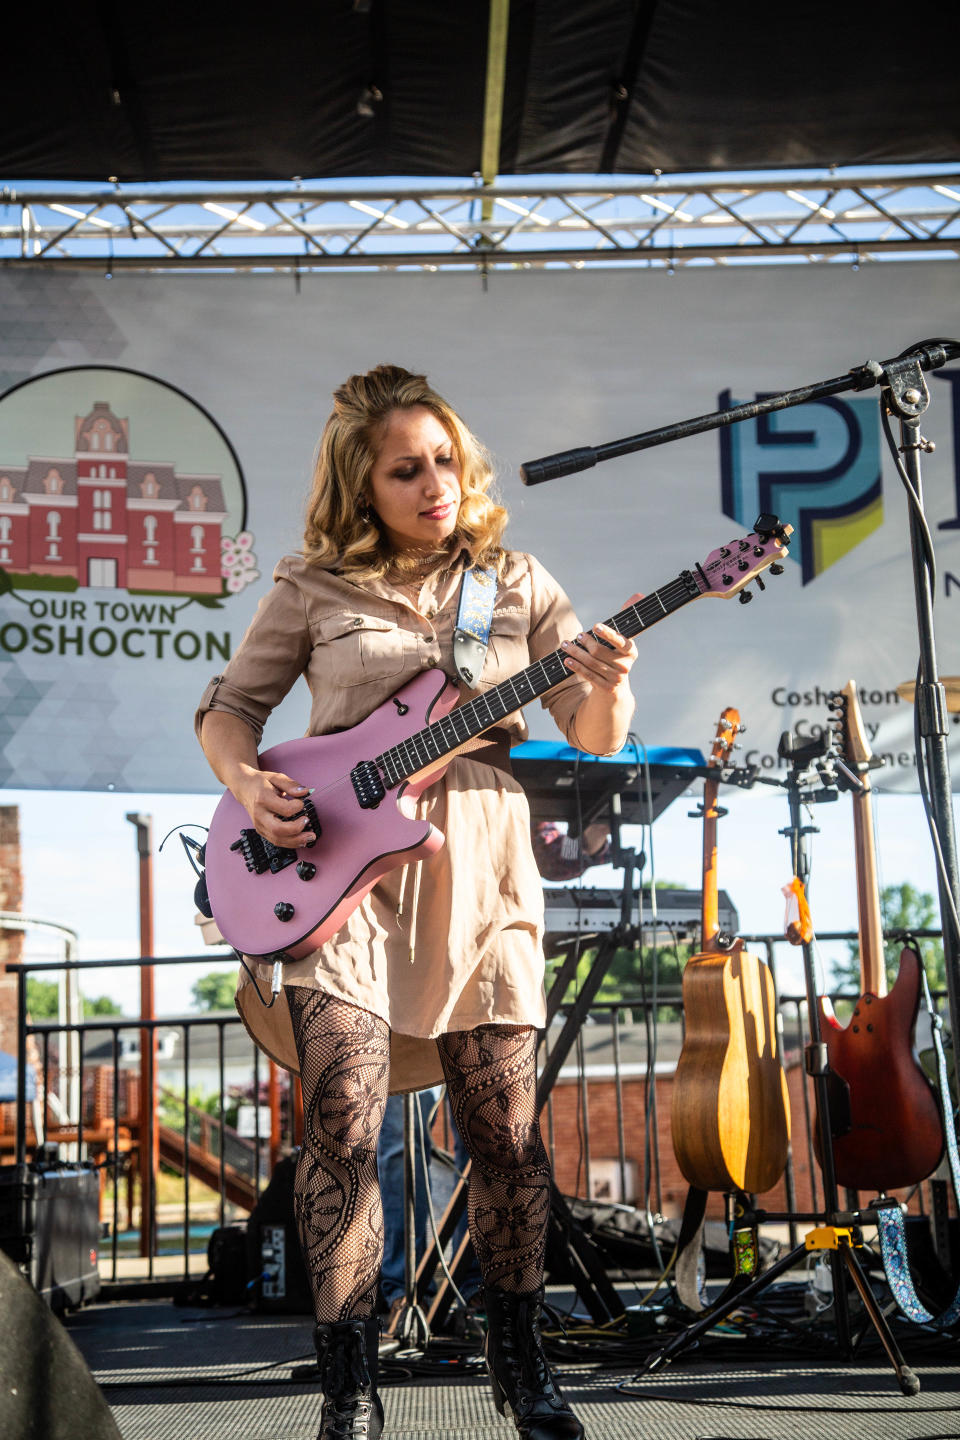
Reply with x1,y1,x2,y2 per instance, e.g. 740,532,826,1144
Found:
486,608,530,680
316,612,409,687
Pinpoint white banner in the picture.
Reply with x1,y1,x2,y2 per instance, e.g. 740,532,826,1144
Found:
0,265,958,792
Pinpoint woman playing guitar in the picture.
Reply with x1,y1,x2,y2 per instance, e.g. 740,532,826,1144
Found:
195,365,640,1440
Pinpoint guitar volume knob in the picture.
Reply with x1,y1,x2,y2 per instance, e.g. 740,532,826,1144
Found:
274,901,295,922
296,861,316,881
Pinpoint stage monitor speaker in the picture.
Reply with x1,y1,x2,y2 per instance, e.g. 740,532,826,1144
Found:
246,1153,313,1314
0,1249,120,1440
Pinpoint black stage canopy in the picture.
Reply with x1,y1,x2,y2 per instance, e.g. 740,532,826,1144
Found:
7,3,960,183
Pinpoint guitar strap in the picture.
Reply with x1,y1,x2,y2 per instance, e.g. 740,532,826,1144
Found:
453,563,498,686
674,1185,709,1311
874,943,960,1328
673,1185,764,1315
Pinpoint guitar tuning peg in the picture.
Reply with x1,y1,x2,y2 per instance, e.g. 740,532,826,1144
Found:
738,724,747,734
755,575,766,592
769,563,784,576
738,589,753,604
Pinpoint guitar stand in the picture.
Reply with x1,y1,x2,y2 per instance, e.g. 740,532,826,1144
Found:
641,740,921,1397
643,1215,919,1395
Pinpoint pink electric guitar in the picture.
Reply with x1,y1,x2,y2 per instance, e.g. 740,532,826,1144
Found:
204,514,792,959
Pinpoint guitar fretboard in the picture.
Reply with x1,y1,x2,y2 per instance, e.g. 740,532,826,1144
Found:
374,567,702,788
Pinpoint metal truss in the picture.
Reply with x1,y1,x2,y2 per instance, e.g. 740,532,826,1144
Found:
2,170,959,272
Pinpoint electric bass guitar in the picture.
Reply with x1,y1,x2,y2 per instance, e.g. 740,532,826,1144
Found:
204,515,791,960
671,709,791,1194
815,681,944,1192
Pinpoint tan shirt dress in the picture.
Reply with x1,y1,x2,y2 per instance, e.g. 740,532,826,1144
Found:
195,547,611,1093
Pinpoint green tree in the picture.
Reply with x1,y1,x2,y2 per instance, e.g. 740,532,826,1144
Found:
26,979,124,1018
191,970,237,1012
26,978,58,1019
567,936,694,1006
85,994,123,1016
831,882,945,992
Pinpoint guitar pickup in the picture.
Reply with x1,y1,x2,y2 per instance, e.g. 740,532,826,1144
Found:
351,760,386,810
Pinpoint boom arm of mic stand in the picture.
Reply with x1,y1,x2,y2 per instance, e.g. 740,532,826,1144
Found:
519,340,960,485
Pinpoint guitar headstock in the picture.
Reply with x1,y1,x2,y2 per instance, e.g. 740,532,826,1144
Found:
829,679,874,770
694,513,792,603
707,707,742,770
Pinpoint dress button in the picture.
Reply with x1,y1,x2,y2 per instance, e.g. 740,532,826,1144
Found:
427,657,437,668
426,607,437,619
353,617,363,628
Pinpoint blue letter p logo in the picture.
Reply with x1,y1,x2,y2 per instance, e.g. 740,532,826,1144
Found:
719,393,882,585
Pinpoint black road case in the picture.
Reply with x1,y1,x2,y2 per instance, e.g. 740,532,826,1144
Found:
0,1162,101,1312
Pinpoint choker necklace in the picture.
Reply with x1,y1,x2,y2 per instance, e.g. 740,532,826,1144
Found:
388,541,451,580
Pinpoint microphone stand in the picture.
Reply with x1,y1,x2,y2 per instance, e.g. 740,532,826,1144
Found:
520,339,960,1070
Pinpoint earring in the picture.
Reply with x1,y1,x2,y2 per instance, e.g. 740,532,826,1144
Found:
358,501,373,524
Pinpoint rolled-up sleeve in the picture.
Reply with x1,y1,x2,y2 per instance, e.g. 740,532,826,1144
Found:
194,559,312,747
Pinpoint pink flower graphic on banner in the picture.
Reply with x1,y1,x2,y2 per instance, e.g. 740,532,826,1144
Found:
221,531,259,592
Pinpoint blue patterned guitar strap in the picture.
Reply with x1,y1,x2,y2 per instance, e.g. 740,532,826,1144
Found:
453,563,498,686
875,943,960,1328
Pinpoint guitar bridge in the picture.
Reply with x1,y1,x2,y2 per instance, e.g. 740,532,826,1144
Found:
230,830,298,875
228,798,320,875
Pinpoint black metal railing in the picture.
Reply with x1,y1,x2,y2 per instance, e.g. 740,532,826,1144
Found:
12,953,295,1286
10,931,952,1295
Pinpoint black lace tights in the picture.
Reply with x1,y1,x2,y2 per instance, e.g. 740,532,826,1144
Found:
435,1024,550,1293
286,988,390,1322
286,989,549,1321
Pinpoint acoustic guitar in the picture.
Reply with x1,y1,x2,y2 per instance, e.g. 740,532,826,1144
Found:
671,709,791,1194
204,517,791,960
815,681,944,1192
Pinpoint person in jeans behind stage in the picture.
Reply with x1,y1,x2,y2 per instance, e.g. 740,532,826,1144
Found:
378,1087,482,1331
377,1085,441,1328
195,364,638,1440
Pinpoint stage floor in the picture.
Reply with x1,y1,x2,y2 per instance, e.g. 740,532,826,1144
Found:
65,1292,959,1440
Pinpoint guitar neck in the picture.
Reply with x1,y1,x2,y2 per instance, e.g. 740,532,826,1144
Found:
375,567,702,786
852,781,887,996
701,774,721,948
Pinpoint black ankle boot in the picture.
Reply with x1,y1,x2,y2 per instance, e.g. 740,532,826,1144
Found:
483,1287,584,1440
313,1316,384,1440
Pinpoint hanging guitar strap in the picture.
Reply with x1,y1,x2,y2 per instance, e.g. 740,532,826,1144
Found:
452,563,498,686
874,939,960,1328
673,1186,709,1311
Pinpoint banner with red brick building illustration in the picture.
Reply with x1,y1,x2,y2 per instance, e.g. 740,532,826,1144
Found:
0,265,958,792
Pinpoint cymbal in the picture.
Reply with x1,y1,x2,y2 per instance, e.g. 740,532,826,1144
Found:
897,677,960,712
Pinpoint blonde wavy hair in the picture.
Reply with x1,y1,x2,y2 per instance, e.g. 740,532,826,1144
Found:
303,365,508,578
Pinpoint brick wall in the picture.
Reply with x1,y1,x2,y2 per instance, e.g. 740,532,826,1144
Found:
0,806,23,1059
540,1060,927,1220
